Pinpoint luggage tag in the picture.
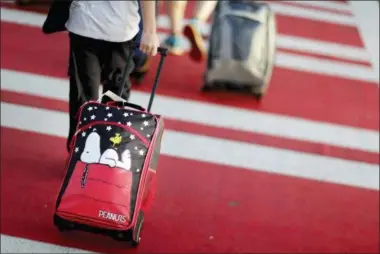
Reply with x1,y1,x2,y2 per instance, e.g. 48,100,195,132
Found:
98,91,147,112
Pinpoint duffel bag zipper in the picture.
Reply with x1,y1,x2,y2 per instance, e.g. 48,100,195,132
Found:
69,121,150,188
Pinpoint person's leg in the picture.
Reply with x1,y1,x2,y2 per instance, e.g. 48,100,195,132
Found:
130,0,153,83
183,0,217,62
162,0,187,55
67,32,102,152
101,40,135,101
193,1,217,22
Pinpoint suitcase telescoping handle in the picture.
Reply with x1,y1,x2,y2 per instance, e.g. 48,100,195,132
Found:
117,43,168,113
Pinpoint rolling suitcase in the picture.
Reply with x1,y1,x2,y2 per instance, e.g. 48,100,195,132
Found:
53,44,168,247
203,0,277,99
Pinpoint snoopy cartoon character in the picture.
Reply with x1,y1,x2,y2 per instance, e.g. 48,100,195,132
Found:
80,132,131,170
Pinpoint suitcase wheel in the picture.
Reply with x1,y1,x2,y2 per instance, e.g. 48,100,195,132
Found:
254,93,263,100
131,211,144,247
54,214,75,232
201,84,212,92
251,86,265,100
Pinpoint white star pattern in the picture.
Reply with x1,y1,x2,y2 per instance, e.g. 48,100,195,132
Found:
107,113,113,118
134,146,138,150
106,126,112,131
139,149,144,156
143,121,149,126
127,122,132,126
94,107,97,109
91,114,96,120
75,147,79,153
130,134,135,140
87,107,93,111
123,112,128,117
82,132,86,137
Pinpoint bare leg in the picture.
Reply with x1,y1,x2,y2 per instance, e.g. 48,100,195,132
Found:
163,0,187,55
183,1,218,62
192,1,218,22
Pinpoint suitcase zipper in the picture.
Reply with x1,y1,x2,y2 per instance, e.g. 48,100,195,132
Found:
81,164,89,188
72,121,150,147
71,121,150,188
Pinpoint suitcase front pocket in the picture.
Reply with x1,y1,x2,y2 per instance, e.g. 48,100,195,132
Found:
58,162,134,226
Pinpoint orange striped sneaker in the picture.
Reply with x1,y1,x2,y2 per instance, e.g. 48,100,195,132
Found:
183,19,207,62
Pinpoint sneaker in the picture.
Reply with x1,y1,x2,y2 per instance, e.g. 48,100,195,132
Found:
183,19,206,62
162,35,185,56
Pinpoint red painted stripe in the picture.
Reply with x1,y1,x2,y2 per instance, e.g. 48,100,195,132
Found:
267,1,352,16
275,15,363,47
1,127,378,253
1,90,379,165
1,22,379,130
0,2,51,13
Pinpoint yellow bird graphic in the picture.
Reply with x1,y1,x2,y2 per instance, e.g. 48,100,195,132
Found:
110,133,122,147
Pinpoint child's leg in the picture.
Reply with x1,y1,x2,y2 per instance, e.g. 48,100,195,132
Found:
67,32,102,152
193,1,218,23
131,0,151,80
183,1,217,62
162,0,187,55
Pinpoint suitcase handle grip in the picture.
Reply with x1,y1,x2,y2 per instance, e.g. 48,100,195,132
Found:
130,42,168,56
106,101,146,112
117,43,168,113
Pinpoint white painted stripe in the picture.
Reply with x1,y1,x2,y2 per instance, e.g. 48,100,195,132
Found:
281,1,353,13
275,51,378,83
1,234,93,253
1,7,372,64
349,0,380,85
267,2,356,26
1,69,379,154
276,35,371,63
1,102,379,190
1,8,376,83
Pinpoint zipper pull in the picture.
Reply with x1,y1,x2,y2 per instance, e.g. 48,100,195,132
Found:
81,164,89,188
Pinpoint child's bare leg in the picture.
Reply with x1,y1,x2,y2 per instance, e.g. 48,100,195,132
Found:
193,0,218,23
163,0,187,55
184,1,218,62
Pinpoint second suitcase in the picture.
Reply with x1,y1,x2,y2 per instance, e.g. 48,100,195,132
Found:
203,0,277,99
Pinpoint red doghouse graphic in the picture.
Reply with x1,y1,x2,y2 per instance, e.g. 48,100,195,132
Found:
59,132,136,226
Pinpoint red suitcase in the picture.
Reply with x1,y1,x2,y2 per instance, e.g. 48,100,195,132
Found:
53,45,168,247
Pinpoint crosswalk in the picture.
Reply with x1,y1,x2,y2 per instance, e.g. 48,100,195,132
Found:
0,1,379,253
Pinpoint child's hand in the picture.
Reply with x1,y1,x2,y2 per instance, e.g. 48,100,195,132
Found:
140,31,160,56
